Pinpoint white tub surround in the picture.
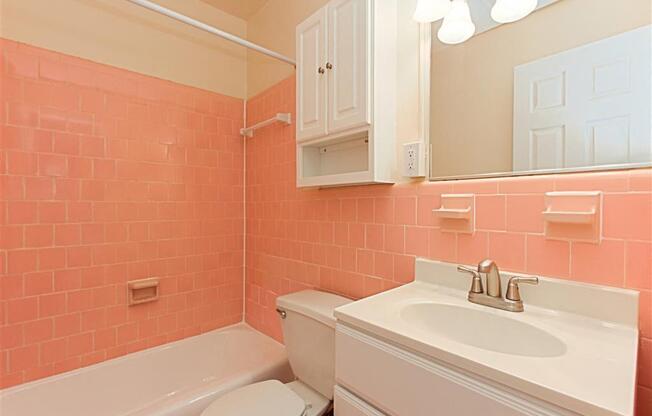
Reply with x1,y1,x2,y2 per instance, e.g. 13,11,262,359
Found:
334,259,639,416
0,324,293,416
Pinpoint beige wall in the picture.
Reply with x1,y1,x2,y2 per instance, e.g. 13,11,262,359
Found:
245,0,328,99
0,0,248,98
430,0,652,178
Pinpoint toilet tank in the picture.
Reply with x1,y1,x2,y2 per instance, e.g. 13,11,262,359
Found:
276,290,351,400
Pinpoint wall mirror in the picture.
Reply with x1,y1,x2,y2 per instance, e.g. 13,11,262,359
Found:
424,0,652,180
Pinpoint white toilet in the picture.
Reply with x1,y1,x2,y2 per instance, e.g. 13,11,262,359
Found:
200,290,351,416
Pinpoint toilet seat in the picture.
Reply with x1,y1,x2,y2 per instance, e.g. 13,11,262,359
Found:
200,380,307,416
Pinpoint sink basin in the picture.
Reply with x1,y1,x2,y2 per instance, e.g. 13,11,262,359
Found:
401,303,566,357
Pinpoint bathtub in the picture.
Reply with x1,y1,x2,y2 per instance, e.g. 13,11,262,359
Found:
0,324,293,416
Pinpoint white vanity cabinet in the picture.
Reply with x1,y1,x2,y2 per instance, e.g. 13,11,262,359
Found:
295,0,397,187
334,324,579,416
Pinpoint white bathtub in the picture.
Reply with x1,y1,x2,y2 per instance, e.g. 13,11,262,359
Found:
0,324,293,416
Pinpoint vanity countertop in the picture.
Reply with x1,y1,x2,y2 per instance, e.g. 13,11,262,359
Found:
334,259,639,416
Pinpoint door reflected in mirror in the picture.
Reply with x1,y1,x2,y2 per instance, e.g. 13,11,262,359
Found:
427,0,651,180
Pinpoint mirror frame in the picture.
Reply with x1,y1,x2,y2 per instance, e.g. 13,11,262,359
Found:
419,23,652,182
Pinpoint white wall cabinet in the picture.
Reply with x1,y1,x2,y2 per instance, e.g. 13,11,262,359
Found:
296,0,397,187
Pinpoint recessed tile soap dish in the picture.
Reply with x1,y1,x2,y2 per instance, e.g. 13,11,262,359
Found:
128,278,160,306
433,194,475,233
542,191,602,242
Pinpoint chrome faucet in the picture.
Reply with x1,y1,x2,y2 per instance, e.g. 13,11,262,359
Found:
457,260,538,312
478,259,501,298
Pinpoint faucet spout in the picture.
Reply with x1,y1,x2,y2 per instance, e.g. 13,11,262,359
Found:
478,259,501,298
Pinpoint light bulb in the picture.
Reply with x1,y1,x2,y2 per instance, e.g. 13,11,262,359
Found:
437,0,475,45
491,0,538,23
413,0,452,23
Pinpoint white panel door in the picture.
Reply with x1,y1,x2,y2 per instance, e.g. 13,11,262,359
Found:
327,0,370,134
513,25,652,171
296,6,328,142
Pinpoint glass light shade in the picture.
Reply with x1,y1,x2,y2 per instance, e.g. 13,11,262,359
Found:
491,0,538,23
437,0,475,45
413,0,452,23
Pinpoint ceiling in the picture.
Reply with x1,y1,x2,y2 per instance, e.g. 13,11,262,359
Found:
200,0,270,20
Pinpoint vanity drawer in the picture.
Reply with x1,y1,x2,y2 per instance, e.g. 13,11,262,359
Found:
334,385,386,416
335,324,575,416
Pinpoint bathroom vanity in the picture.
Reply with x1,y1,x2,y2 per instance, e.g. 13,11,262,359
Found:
333,259,639,416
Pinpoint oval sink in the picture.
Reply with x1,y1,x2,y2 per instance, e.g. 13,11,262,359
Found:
400,303,566,357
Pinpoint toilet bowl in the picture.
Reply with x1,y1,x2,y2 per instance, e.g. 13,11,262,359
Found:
200,290,351,416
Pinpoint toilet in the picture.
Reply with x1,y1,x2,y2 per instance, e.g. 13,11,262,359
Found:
200,290,351,416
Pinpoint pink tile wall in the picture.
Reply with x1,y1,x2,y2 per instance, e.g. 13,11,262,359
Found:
244,76,652,414
0,39,245,388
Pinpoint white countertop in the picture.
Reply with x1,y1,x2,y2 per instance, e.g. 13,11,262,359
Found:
334,259,639,416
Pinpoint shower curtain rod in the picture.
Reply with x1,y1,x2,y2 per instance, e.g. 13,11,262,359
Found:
126,0,296,67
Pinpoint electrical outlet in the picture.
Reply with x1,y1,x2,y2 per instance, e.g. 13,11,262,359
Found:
402,142,425,178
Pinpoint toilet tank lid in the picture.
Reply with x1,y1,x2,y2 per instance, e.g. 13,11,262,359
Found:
276,290,351,328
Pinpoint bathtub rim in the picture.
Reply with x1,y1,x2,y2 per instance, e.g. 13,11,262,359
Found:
0,322,285,396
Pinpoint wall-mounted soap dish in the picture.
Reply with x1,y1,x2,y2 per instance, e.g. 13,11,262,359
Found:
543,191,602,242
433,194,475,233
542,209,596,224
128,278,160,306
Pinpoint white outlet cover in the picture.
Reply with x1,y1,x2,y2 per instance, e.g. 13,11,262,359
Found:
403,142,425,178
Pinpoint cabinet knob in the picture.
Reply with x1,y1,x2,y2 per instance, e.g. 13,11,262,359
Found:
326,62,333,70
318,67,325,74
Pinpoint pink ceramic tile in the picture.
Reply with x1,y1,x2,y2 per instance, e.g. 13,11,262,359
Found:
506,195,544,233
356,250,374,275
373,252,394,280
629,169,652,192
356,198,374,223
393,255,415,283
405,226,429,257
603,193,652,241
488,232,526,272
416,195,441,226
637,386,652,416
639,338,651,388
384,225,405,254
571,240,625,287
451,179,498,194
457,232,489,265
525,235,570,278
428,229,457,262
639,291,651,339
394,197,416,225
365,224,384,251
554,171,628,192
1,39,244,387
476,195,505,231
374,197,394,224
625,241,652,290
498,176,554,194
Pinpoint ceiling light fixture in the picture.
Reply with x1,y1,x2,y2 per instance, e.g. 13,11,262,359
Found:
412,0,452,23
437,0,475,45
491,0,538,23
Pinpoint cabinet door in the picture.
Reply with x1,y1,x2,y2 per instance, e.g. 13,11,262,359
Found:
296,6,328,141
327,0,370,134
335,386,386,416
336,325,577,416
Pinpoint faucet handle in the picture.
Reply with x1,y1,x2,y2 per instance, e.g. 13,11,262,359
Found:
506,276,539,301
457,265,484,294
